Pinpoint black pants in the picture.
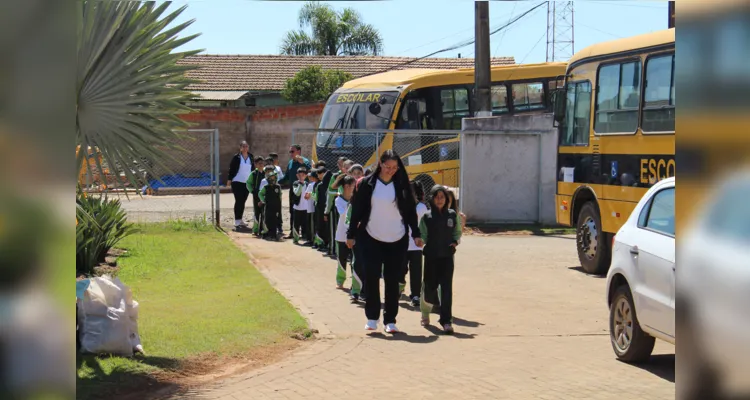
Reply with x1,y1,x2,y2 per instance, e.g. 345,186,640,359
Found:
423,255,455,325
231,181,250,220
316,207,328,248
328,206,339,255
352,237,366,298
288,187,295,231
293,209,307,242
251,193,261,225
361,231,408,325
402,250,423,299
307,212,316,243
265,203,281,238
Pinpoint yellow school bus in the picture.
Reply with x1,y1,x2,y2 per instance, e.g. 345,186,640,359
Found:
313,62,568,190
552,28,675,274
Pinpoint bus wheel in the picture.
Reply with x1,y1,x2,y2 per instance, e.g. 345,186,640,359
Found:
414,174,435,192
576,201,611,275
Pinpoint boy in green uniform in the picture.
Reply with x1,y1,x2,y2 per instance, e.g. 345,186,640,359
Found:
258,170,283,241
291,167,309,244
245,156,266,236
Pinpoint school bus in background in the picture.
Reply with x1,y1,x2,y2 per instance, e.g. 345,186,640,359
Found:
313,62,568,191
552,28,675,275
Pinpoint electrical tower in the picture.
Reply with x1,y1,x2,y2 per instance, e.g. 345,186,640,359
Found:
546,1,574,62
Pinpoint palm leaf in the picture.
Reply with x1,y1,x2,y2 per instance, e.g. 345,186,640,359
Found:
77,1,203,192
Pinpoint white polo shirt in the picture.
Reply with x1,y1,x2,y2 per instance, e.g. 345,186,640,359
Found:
366,179,405,243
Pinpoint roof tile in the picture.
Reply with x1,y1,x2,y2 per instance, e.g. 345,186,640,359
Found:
178,54,516,91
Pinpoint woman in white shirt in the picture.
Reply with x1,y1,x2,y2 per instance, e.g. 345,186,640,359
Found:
227,141,254,228
346,150,422,334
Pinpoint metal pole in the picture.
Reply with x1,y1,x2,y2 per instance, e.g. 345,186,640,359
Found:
459,132,465,216
210,128,215,225
668,1,675,28
214,128,220,227
474,1,491,117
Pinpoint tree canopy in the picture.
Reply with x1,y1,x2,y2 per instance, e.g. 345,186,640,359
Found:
281,65,353,103
280,1,383,56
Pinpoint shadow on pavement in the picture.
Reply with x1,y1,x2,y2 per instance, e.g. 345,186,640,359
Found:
452,317,484,328
422,324,477,339
626,353,675,383
568,266,606,279
366,332,440,344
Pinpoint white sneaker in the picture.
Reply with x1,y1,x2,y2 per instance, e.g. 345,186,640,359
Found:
384,323,399,334
364,320,378,331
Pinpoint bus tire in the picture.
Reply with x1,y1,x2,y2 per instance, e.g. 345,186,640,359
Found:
414,174,435,193
576,201,611,275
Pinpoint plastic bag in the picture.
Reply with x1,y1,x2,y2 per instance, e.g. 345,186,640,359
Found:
78,275,143,356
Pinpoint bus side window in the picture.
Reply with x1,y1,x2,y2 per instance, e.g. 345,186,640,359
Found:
560,81,592,146
642,53,675,133
595,61,641,134
512,82,545,112
491,85,509,115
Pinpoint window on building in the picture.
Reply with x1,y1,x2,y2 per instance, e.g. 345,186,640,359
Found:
595,61,641,134
560,81,592,146
642,53,675,133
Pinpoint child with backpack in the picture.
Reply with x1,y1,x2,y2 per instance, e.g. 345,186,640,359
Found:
334,175,358,296
419,185,462,334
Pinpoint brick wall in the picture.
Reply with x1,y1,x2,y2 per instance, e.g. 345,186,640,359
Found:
248,102,325,172
175,102,324,184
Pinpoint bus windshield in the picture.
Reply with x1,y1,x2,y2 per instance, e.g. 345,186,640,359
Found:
317,91,398,148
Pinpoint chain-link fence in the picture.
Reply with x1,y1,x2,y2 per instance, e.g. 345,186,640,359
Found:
292,128,461,194
82,129,223,225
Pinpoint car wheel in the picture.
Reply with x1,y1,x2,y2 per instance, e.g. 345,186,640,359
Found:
609,285,655,363
576,201,611,275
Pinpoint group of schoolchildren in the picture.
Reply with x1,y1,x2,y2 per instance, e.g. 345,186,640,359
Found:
239,151,467,332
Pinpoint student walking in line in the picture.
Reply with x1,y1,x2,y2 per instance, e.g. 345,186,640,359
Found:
280,144,313,238
227,141,254,229
446,189,467,231
346,150,422,334
305,170,319,247
291,167,309,245
334,175,357,293
257,165,275,238
419,185,462,334
401,181,429,307
326,158,352,257
259,171,283,241
269,153,285,236
315,162,332,254
246,156,266,236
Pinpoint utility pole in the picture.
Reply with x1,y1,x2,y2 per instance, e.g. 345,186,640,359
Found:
668,1,675,28
474,1,491,117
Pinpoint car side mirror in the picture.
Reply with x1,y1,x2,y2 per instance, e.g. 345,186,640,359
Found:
552,89,567,123
368,102,382,115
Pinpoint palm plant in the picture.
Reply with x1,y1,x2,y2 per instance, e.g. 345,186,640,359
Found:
77,1,202,194
281,1,383,56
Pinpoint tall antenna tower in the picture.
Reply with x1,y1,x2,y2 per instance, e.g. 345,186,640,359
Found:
546,1,575,62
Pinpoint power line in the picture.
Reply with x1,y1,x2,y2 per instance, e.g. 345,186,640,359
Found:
493,1,518,58
576,22,623,39
353,0,547,80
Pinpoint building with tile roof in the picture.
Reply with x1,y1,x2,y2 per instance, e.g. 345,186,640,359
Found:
178,54,516,107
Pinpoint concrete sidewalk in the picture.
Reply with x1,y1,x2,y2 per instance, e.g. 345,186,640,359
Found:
176,233,674,400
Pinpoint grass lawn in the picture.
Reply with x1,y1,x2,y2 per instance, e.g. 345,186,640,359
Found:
76,220,308,400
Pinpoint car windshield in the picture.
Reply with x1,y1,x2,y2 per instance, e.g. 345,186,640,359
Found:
316,91,398,148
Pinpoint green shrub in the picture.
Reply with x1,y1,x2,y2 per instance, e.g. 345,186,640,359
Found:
76,194,135,276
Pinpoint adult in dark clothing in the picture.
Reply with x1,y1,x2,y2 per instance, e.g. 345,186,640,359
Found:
227,141,254,228
419,185,462,334
346,150,422,334
279,144,312,238
314,162,332,253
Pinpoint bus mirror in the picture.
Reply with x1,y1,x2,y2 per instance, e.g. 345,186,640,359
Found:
552,89,566,123
368,102,382,115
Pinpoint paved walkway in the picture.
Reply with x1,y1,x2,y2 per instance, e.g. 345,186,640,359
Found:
177,233,674,400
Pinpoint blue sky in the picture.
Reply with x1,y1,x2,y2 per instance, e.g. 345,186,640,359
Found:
166,0,669,63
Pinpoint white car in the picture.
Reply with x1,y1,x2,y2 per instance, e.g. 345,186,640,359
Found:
605,177,675,362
